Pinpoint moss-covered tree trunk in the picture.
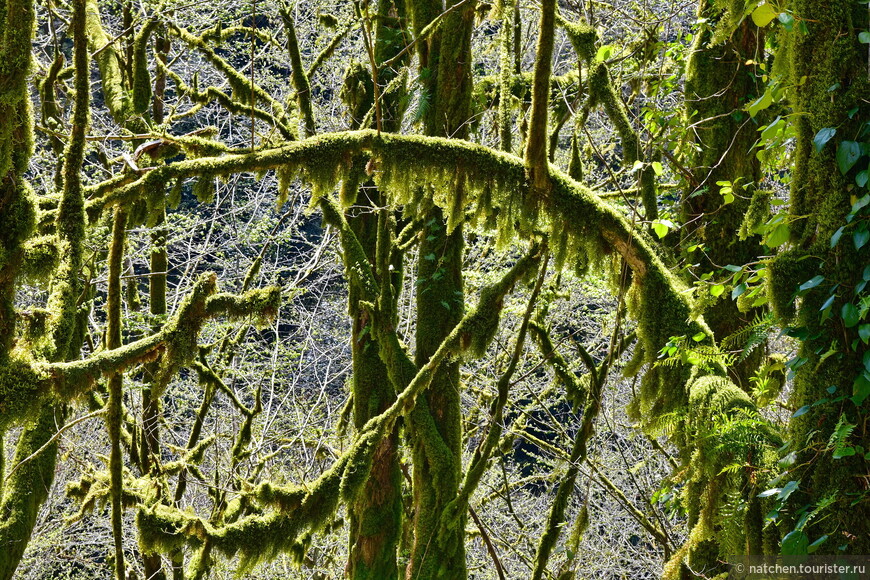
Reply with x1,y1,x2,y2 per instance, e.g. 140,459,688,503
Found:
0,1,82,577
682,0,765,390
407,1,475,578
341,3,408,577
677,3,768,575
1,0,97,577
345,196,404,579
778,0,869,554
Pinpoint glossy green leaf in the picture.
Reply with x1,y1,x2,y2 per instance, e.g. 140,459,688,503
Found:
854,228,869,250
766,223,790,247
812,127,836,152
837,141,862,174
842,303,859,327
799,275,824,291
792,406,810,418
751,3,778,27
747,90,773,117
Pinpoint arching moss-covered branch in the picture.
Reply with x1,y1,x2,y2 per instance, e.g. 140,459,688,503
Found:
87,130,708,403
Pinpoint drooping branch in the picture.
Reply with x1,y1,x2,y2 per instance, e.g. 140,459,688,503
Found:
81,130,707,411
168,23,293,136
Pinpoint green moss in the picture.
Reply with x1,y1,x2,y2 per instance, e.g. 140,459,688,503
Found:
780,0,869,553
341,62,375,130
0,405,63,579
280,11,316,137
84,0,145,131
0,358,46,430
589,63,657,220
524,0,556,194
495,0,515,152
132,19,159,115
170,24,290,135
529,320,587,409
765,248,809,323
738,189,771,240
204,287,281,326
193,174,215,204
557,14,597,62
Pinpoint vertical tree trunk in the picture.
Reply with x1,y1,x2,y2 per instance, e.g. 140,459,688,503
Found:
407,2,475,578
780,0,869,554
344,3,408,577
682,0,765,390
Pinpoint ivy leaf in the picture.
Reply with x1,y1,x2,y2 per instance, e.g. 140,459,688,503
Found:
842,303,859,327
808,535,829,554
757,488,781,498
812,127,836,153
751,3,778,27
799,275,824,291
855,227,870,250
778,480,799,500
778,12,794,30
792,405,810,418
830,226,845,247
857,170,869,188
747,90,773,117
860,31,870,44
858,324,870,344
781,530,809,556
837,141,862,175
652,219,675,239
833,446,856,459
595,45,614,61
765,223,790,247
710,284,725,297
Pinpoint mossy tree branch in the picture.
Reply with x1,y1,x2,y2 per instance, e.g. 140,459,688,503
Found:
525,0,556,193
106,207,127,580
0,277,281,422
279,8,316,137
